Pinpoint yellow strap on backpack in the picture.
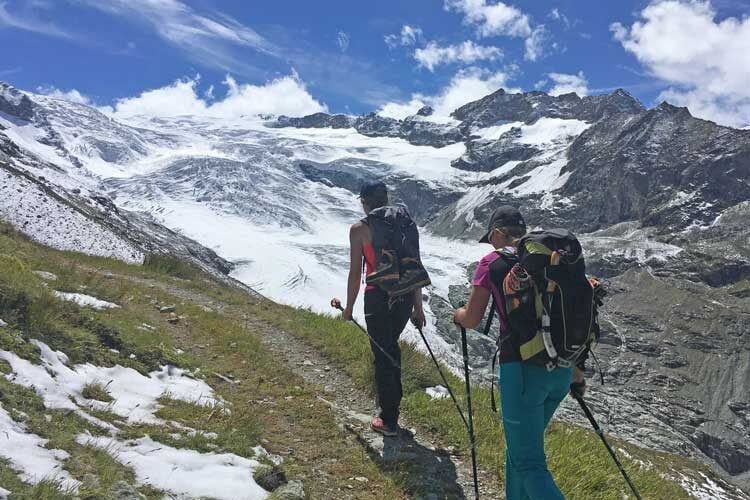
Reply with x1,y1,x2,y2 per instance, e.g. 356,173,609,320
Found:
520,332,546,360
524,241,553,256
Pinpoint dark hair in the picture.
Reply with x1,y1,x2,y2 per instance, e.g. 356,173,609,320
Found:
362,190,388,210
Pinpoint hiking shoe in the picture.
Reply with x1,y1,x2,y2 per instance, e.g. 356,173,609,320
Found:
371,417,398,437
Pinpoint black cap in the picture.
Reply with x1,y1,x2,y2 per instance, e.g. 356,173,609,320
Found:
479,205,526,243
359,181,387,199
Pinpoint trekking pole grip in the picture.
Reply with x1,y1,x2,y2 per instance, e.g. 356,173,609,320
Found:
330,298,343,311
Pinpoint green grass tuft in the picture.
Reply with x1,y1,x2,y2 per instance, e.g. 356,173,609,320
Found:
81,383,113,403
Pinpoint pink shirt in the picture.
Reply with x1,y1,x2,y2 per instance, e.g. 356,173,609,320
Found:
472,250,513,332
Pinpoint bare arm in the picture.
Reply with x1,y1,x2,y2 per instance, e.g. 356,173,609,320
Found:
453,285,491,330
343,224,363,320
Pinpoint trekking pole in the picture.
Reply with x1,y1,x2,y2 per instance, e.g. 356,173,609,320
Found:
415,325,470,432
571,386,642,500
460,326,480,500
330,298,401,370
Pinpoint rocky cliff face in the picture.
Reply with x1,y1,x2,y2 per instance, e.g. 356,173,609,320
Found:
562,103,750,232
275,111,465,147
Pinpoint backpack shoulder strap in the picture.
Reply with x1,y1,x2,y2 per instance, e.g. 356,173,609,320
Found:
482,249,517,336
483,296,496,337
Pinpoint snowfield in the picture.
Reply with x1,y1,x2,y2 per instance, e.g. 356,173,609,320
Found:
0,170,144,264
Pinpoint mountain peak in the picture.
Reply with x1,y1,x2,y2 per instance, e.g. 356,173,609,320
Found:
654,101,692,118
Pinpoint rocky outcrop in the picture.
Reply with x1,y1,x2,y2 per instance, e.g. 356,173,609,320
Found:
0,82,36,121
451,88,645,128
451,127,540,172
275,112,355,129
274,111,466,148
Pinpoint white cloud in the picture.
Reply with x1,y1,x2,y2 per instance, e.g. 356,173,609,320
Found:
414,40,502,71
377,67,518,120
336,31,350,52
547,71,589,96
384,24,423,48
611,0,750,128
377,97,427,120
444,0,531,38
36,86,92,105
105,73,327,120
524,25,547,61
0,1,75,39
76,0,275,74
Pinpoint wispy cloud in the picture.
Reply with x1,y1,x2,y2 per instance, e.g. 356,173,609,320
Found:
74,0,277,76
336,31,350,52
524,25,547,61
384,25,423,48
0,1,76,39
3,0,406,110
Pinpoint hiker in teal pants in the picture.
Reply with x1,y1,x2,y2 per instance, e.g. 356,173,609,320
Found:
454,206,586,499
500,362,572,499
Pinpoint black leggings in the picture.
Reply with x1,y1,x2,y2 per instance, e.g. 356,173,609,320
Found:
364,290,413,427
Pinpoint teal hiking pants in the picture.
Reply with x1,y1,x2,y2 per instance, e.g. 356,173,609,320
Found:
499,362,573,500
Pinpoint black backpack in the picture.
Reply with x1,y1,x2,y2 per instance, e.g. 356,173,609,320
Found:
363,205,431,299
503,229,601,370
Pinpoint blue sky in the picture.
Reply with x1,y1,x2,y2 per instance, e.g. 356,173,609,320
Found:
2,1,750,127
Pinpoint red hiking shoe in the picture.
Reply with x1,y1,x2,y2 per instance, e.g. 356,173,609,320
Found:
370,417,398,437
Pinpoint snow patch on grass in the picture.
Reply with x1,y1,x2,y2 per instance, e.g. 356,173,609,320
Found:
53,291,120,310
0,340,218,426
77,434,269,500
0,403,81,492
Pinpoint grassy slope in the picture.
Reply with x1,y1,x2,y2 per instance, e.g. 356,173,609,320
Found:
0,220,734,499
0,222,405,499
